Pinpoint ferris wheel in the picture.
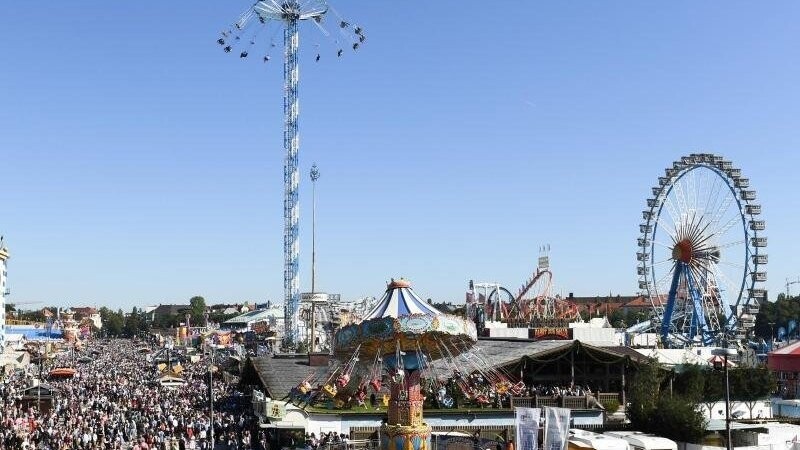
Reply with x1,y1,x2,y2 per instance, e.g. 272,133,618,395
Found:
637,153,767,347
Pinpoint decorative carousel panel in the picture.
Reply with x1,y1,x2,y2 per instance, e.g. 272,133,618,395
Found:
361,316,398,341
335,324,359,349
399,314,434,334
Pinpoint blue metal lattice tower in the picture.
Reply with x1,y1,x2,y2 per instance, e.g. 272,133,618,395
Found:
283,11,300,346
221,1,365,347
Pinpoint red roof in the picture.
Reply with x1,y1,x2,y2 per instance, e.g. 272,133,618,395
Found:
768,341,800,372
623,296,653,308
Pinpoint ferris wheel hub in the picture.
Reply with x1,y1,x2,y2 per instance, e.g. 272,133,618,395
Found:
672,239,694,263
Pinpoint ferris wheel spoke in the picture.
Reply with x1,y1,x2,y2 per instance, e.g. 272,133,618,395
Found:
651,258,674,268
654,263,678,288
701,172,724,218
707,211,744,240
672,178,690,219
687,169,696,212
711,264,744,308
716,239,745,250
707,189,736,230
651,215,678,242
717,260,745,271
651,240,675,250
661,196,682,232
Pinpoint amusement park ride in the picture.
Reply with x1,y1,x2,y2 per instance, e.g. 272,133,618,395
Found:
467,252,582,332
636,153,767,349
219,1,365,347
286,279,526,450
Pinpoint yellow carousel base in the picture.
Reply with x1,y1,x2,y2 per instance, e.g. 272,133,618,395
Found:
381,423,432,450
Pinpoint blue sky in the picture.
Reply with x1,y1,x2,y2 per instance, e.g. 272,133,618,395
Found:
1,2,798,309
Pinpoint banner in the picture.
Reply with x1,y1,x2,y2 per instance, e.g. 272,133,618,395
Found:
543,407,570,450
515,407,541,450
266,400,287,419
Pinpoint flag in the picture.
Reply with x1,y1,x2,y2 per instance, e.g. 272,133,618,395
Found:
543,407,570,450
515,407,541,450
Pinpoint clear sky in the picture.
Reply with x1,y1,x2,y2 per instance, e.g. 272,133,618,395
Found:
1,2,799,310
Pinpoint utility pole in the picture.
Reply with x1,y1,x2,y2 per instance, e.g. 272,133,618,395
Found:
209,346,216,449
713,339,736,450
768,322,775,348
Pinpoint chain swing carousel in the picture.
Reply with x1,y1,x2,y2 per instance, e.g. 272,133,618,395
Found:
333,279,481,450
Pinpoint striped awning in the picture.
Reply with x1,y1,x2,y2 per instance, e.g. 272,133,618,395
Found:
363,279,441,320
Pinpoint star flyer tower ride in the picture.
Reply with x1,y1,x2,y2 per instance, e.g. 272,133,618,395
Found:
334,279,478,450
219,1,365,346
0,239,9,348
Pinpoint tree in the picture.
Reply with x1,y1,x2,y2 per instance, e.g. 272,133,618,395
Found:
729,367,776,418
628,359,707,444
673,364,706,402
649,396,707,444
190,296,207,326
99,307,124,337
754,294,800,341
628,359,665,430
123,307,148,337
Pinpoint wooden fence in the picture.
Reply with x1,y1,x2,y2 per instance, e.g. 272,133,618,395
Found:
510,392,620,409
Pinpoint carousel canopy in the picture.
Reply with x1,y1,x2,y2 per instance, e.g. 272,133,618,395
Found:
363,279,441,320
333,279,477,360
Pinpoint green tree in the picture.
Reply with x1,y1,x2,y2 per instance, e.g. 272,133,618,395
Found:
628,359,707,444
627,359,665,430
123,307,145,337
649,396,707,444
754,294,800,340
673,364,706,402
190,296,207,326
99,307,124,337
729,367,776,418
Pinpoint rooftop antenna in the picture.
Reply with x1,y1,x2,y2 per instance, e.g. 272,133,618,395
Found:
219,1,365,348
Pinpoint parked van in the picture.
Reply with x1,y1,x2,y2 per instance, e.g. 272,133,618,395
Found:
568,429,628,450
604,431,677,450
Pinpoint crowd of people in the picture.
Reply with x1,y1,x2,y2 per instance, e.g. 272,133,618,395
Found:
0,338,264,450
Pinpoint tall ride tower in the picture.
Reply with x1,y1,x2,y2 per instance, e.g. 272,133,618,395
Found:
220,1,365,347
0,239,9,349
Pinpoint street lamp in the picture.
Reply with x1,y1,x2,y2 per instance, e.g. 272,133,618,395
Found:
309,164,320,353
208,348,217,449
310,163,320,294
712,342,737,450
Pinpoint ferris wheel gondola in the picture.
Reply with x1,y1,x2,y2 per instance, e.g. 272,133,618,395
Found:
637,153,767,347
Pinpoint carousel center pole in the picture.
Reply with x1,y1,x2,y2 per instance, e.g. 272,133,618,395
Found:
382,357,431,450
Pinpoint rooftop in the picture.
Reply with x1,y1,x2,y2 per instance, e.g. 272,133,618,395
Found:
245,339,648,399
224,307,284,324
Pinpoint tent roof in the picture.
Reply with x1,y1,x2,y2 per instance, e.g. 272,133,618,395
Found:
770,340,800,355
362,279,441,320
768,341,800,372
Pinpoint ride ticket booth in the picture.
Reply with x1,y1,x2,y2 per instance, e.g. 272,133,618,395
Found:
19,382,57,414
